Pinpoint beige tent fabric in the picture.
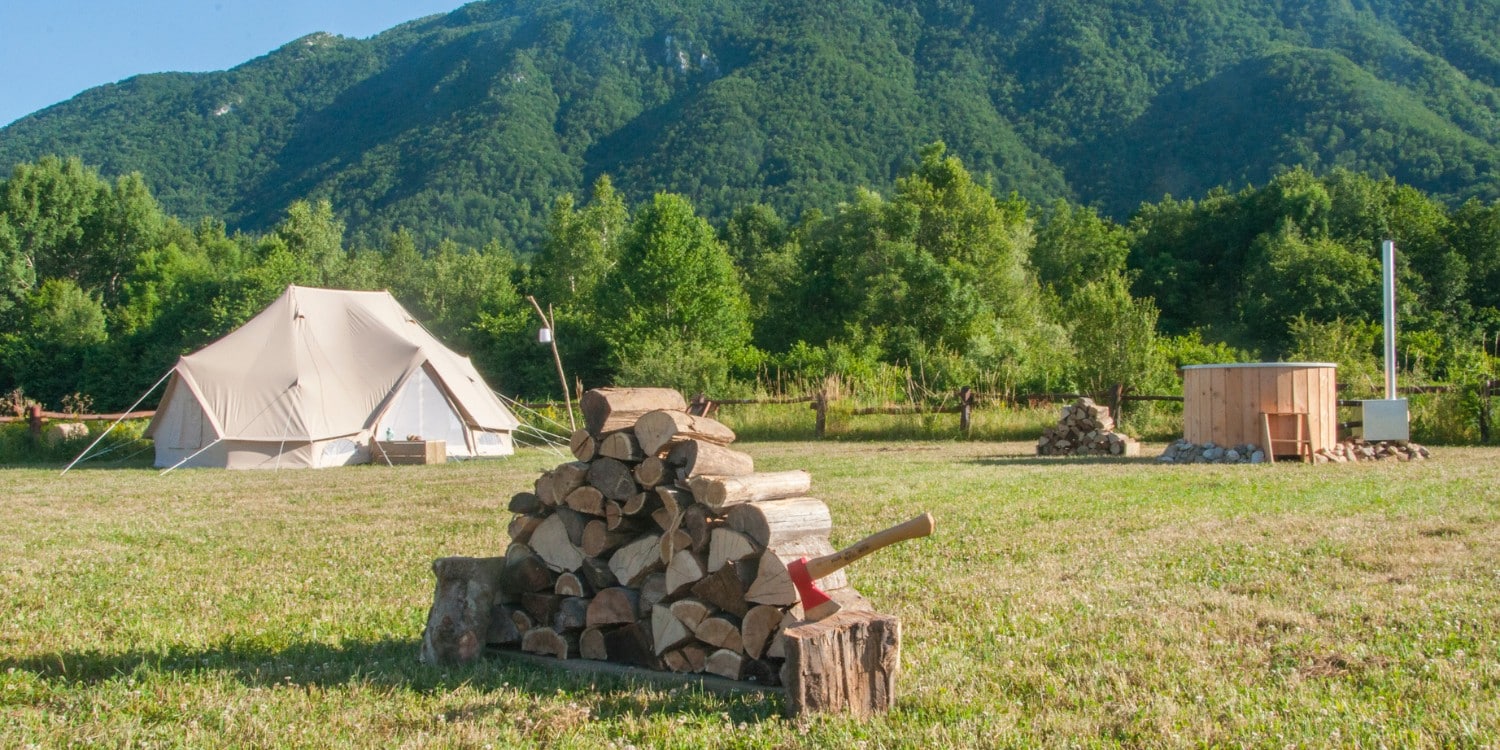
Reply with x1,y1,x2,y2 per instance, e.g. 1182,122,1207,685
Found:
146,286,519,469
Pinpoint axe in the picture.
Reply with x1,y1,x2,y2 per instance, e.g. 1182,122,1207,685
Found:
790,512,936,621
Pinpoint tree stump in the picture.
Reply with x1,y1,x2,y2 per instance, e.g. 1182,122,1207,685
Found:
780,610,901,718
419,556,507,665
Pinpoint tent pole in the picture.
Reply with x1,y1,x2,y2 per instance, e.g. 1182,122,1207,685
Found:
527,296,577,431
61,369,174,476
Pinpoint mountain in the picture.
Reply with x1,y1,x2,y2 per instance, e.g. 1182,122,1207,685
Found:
2,0,1496,251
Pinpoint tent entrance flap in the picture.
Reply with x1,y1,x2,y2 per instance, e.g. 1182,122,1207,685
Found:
375,366,469,455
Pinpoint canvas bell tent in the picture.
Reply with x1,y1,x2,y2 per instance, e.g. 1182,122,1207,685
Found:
145,286,520,469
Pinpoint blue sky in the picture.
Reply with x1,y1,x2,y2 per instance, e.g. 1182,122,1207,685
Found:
0,1,471,126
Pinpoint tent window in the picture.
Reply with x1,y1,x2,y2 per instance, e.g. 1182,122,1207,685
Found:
321,439,359,465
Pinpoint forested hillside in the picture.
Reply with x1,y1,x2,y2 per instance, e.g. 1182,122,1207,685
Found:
1,0,1497,250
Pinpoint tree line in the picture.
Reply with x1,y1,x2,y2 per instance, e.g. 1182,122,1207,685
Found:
1,148,1497,441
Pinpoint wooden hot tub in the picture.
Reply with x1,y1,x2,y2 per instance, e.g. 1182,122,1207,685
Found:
1180,363,1338,460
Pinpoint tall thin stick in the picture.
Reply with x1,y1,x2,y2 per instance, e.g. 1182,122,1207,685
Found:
61,369,174,475
527,295,577,431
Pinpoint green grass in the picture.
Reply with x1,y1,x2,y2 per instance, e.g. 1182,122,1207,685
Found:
3,442,1498,748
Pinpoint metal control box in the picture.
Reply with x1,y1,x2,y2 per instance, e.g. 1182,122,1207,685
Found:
1361,399,1410,442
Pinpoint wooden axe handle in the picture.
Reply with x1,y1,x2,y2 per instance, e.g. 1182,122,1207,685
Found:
804,512,934,581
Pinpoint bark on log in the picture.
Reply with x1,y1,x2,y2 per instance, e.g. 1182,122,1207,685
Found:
554,596,591,632
633,457,670,488
530,514,585,573
603,622,661,669
585,587,640,627
564,486,607,516
420,556,507,665
553,506,591,548
582,387,687,434
687,470,812,512
587,457,640,502
705,649,745,680
521,627,578,660
726,497,832,547
708,528,759,572
637,572,668,618
741,604,784,660
521,593,564,625
599,432,645,462
780,610,900,718
579,557,619,591
608,534,664,586
501,548,556,594
486,603,522,646
691,560,754,617
508,492,542,515
652,604,694,655
634,410,737,456
569,429,598,462
507,514,544,544
683,504,720,553
668,440,755,479
694,614,743,652
665,549,708,597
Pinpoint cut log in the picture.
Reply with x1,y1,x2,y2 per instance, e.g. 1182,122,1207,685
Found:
662,649,691,673
554,571,592,597
622,490,660,517
687,470,811,512
486,603,522,646
582,519,636,558
634,410,737,455
652,604,694,655
585,587,640,627
747,536,847,606
683,504,720,553
508,491,542,515
539,462,590,506
708,528,759,572
668,599,713,631
603,622,661,669
511,609,534,635
579,557,619,591
682,644,709,673
668,440,754,479
587,457,640,502
507,514,544,544
554,596,591,632
604,501,625,530
564,486,607,516
741,604,784,660
657,509,685,564
780,610,901,718
726,497,831,547
652,508,676,532
655,486,690,518
691,560,754,617
694,614,744,652
550,507,589,548
569,429,598,462
530,514,585,573
580,626,608,660
521,593,564,625
637,572,668,618
659,528,692,566
581,387,687,434
420,556,506,665
521,627,578,660
665,549,708,597
608,534,664,586
501,549,556,594
704,649,745,680
633,457,670,488
599,432,645,462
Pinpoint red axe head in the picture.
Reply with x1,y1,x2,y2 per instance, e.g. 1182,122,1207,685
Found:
787,513,934,621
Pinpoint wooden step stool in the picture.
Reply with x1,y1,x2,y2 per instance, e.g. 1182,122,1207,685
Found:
1259,412,1311,464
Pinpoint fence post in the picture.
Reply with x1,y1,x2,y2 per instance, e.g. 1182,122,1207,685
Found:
1108,383,1124,426
958,386,975,436
28,404,42,442
1480,379,1493,445
812,391,828,439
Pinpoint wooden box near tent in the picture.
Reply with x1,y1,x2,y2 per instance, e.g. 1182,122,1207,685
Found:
375,440,447,465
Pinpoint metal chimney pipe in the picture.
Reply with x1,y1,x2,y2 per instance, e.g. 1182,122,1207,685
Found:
1382,240,1397,400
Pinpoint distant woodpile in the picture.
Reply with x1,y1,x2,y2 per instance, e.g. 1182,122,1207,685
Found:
1037,397,1140,457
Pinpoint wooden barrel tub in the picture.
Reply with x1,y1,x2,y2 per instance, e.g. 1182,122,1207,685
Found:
1180,363,1339,460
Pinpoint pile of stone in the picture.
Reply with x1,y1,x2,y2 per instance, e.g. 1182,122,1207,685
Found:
1157,440,1265,464
1037,397,1140,457
1314,439,1430,463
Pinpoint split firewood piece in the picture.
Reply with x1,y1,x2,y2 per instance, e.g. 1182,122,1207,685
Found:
604,501,625,530
501,545,556,594
694,613,744,652
704,649,745,680
538,462,590,507
665,549,709,597
569,429,598,462
622,490,661,517
510,609,534,635
582,519,636,558
582,387,687,434
668,598,713,631
687,470,811,512
726,497,831,547
608,533,664,586
420,556,507,665
691,560,754,617
508,491,542,515
486,603,521,646
683,504,720,553
520,627,577,660
656,486,689,518
585,587,640,628
599,432,645,462
580,626,608,660
638,572,668,618
746,536,847,606
530,514,585,573
603,622,661,669
741,604,784,660
588,457,640,502
507,514,544,544
708,528,759,572
652,604,694,655
657,510,685,565
554,596,591,632
521,593,564,625
668,440,754,479
554,571,592,597
662,649,692,673
579,557,618,591
564,485,607,516
634,457,670,488
682,644,709,673
634,410,737,456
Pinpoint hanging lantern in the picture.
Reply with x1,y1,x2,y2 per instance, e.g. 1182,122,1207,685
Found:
538,327,553,344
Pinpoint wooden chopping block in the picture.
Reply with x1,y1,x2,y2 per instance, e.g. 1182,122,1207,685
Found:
779,609,901,719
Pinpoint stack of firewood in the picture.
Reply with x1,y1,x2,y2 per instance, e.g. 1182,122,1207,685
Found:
459,387,866,684
1036,397,1140,457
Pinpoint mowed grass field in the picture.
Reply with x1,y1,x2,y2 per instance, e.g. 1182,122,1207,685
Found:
2,441,1498,748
